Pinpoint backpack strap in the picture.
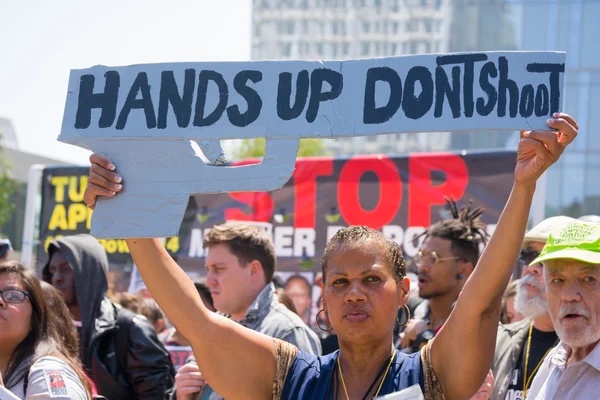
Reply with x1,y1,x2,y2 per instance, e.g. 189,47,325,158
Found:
115,307,135,373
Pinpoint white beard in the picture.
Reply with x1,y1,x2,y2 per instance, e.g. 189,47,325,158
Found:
555,303,600,348
515,275,549,318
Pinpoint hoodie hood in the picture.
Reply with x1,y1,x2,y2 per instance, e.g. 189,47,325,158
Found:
42,234,109,352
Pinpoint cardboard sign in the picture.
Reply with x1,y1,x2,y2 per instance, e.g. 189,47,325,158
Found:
58,51,564,238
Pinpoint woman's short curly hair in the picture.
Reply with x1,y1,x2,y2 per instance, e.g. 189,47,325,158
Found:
321,226,406,284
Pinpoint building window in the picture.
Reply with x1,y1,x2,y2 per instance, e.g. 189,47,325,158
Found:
282,43,292,56
316,43,324,55
424,19,432,33
252,44,261,59
363,21,370,32
312,20,320,34
361,42,370,55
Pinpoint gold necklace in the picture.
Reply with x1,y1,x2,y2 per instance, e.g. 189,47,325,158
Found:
523,322,554,398
337,350,397,400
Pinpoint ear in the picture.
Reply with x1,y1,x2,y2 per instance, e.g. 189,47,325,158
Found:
459,261,475,279
248,260,265,283
398,276,410,305
156,318,166,332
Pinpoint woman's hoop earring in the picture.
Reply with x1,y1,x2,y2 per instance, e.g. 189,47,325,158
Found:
396,304,411,327
316,309,333,332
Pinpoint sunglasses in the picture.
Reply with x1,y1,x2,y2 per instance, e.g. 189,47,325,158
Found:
0,289,29,304
519,249,541,266
415,251,459,266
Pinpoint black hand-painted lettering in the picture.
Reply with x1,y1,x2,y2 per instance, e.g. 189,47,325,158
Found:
519,84,534,117
277,70,309,121
476,61,498,116
434,66,461,118
534,84,549,116
526,63,565,115
306,68,343,123
157,69,196,129
75,71,120,129
436,53,487,118
363,67,402,124
227,70,263,127
193,70,229,127
116,72,157,130
402,66,434,120
498,57,519,118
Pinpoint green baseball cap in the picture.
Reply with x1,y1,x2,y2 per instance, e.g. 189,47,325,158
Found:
530,221,600,266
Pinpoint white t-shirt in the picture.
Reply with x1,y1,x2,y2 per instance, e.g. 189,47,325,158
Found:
2,356,88,400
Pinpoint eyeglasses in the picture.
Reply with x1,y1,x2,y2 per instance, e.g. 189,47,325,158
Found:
519,249,541,266
415,251,459,266
0,289,29,304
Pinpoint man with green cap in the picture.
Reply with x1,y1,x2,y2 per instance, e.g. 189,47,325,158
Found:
526,221,600,399
491,216,576,400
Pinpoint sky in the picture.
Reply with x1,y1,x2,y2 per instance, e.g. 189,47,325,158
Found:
0,0,252,164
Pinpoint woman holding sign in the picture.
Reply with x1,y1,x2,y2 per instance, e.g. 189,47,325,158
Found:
84,114,577,400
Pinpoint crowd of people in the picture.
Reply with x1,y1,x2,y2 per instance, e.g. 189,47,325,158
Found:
1,113,599,399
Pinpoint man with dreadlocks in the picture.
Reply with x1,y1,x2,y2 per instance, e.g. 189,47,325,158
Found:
399,198,489,352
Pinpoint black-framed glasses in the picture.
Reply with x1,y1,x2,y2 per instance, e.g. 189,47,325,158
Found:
415,251,459,266
519,249,541,266
0,289,29,304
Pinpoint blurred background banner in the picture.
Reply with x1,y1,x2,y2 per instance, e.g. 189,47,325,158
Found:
35,149,516,291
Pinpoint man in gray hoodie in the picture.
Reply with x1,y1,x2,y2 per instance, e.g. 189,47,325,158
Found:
42,234,175,400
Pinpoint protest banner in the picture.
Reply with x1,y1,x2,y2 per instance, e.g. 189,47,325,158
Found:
164,345,194,372
37,149,516,294
57,51,565,238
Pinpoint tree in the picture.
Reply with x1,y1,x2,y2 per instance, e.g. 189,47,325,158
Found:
0,131,17,229
232,138,331,160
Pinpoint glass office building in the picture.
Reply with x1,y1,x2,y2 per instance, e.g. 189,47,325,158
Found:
252,0,599,218
447,0,599,218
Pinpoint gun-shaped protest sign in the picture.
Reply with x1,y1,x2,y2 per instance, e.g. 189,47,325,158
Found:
58,51,565,239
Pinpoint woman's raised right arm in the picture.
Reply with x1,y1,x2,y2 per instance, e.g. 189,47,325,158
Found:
85,155,276,400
